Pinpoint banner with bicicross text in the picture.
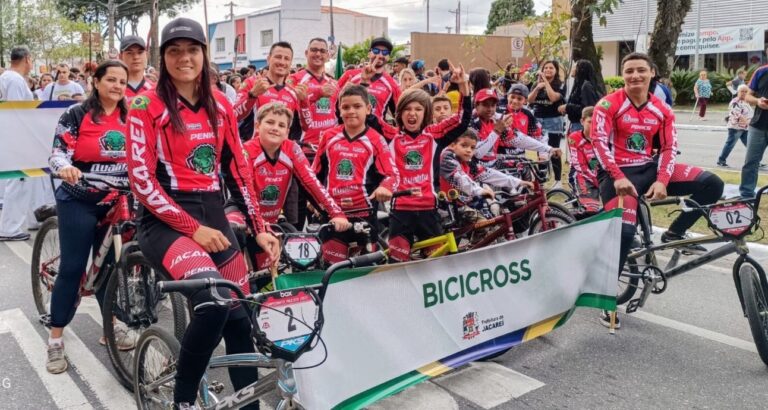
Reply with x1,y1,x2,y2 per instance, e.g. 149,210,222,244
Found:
276,209,622,410
0,100,76,179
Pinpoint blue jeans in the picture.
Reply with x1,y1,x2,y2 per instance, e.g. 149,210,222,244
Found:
718,128,748,163
739,126,768,198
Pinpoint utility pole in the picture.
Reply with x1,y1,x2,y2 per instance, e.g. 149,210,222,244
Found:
1,0,5,68
425,0,429,32
226,1,236,68
150,0,159,68
445,26,452,34
107,0,116,53
330,0,335,41
449,3,460,34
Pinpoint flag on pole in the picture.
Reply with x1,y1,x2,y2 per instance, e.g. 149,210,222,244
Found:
335,43,344,79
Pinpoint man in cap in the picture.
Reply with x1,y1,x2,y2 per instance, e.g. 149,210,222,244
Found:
119,35,153,103
336,37,400,121
392,56,409,81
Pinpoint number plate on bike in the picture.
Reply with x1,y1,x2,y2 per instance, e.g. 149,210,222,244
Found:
256,288,318,352
283,235,320,267
710,202,754,236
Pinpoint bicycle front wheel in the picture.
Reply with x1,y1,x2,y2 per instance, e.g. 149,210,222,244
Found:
527,204,575,235
739,260,768,367
134,326,181,410
30,217,59,320
546,188,579,214
104,252,188,391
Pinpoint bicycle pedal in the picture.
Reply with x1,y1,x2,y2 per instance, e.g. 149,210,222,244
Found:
626,299,640,314
38,314,52,328
209,380,225,395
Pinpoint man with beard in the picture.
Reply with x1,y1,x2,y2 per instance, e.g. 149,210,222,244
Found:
336,37,400,121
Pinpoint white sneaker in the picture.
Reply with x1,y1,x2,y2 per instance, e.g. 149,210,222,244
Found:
113,323,137,351
46,343,68,374
551,181,563,190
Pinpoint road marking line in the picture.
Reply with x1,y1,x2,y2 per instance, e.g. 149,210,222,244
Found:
368,379,459,410
433,362,545,409
0,308,92,409
5,240,32,265
625,308,757,353
62,326,134,408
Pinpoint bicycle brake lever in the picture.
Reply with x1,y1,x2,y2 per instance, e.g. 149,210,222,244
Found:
679,197,692,212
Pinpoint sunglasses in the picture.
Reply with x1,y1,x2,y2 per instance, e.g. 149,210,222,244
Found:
370,48,391,56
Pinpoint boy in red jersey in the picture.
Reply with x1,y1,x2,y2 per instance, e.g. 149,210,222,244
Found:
567,106,601,214
227,104,350,274
313,85,400,264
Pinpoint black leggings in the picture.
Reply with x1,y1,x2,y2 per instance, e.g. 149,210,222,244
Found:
548,133,563,181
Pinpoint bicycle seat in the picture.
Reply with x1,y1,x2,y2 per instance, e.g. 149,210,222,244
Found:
34,204,57,223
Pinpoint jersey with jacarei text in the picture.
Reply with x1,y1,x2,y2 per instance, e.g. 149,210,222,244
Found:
313,125,399,213
336,69,401,120
232,77,311,140
126,90,265,236
590,89,677,185
241,138,344,223
567,129,599,187
289,69,338,153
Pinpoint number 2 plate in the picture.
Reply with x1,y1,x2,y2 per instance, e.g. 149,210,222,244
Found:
256,289,318,351
710,203,753,235
284,236,320,267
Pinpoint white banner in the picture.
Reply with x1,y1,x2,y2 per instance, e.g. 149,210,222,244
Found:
676,25,766,56
276,210,622,409
0,101,74,177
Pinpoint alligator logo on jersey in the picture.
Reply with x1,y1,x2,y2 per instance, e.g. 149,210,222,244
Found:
260,185,280,206
99,130,126,158
588,157,600,172
336,159,354,180
315,97,332,114
186,144,216,174
131,95,150,110
404,150,423,170
367,94,378,110
625,132,647,153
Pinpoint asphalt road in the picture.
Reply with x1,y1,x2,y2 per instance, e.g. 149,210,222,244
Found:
675,126,768,176
2,214,768,409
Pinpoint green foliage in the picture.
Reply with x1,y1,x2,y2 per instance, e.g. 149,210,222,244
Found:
340,38,405,67
586,0,622,26
523,10,570,63
604,76,624,91
485,0,535,35
669,68,742,105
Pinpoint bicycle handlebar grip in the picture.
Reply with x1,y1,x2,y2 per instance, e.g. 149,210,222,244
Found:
157,279,213,293
448,189,460,201
649,197,681,207
349,250,387,267
437,191,447,201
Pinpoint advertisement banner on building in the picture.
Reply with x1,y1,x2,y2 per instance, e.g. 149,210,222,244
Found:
676,25,767,56
0,101,75,179
276,210,621,409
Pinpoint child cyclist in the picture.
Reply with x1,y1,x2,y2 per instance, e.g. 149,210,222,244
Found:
312,85,400,264
440,129,534,205
500,83,545,156
226,103,351,282
566,106,601,215
376,65,472,262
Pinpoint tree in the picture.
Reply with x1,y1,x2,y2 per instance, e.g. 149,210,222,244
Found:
340,38,406,67
485,0,535,35
647,0,693,78
570,0,621,94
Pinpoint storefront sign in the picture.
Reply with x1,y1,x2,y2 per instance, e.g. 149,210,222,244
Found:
676,25,766,56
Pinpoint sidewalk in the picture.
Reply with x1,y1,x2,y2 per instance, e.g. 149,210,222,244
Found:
675,108,728,131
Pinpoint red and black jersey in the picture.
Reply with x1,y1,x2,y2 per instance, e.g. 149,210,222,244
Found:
501,108,543,149
567,129,599,188
591,89,677,185
470,116,498,163
439,149,522,204
312,125,399,214
336,69,401,120
124,79,154,105
241,138,344,223
378,97,469,211
289,69,338,154
232,77,311,140
126,89,265,237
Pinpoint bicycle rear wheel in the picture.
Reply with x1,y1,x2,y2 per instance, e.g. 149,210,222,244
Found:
30,217,59,322
546,188,580,215
104,252,188,391
739,260,768,367
134,326,181,410
527,203,575,235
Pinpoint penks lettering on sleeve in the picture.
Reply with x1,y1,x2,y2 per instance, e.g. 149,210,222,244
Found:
655,108,677,186
591,101,625,181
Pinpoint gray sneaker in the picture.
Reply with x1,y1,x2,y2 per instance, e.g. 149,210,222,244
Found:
113,323,137,351
46,343,68,374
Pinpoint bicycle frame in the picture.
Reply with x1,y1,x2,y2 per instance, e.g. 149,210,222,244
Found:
410,231,459,258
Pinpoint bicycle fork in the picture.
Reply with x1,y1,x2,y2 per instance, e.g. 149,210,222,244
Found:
275,360,299,410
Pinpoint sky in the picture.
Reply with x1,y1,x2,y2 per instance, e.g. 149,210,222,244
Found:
137,0,551,45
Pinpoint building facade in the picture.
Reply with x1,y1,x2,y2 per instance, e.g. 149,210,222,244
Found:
208,0,387,70
594,0,768,76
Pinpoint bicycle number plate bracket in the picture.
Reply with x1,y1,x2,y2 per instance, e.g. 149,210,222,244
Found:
256,288,319,353
283,235,320,267
710,203,754,236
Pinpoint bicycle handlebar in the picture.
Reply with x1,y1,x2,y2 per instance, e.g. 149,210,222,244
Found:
53,172,131,190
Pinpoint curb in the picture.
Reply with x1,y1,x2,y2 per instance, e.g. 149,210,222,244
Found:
676,124,727,131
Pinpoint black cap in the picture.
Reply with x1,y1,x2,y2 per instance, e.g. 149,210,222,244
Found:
394,56,409,65
370,37,393,52
161,17,207,49
508,83,529,97
120,35,146,51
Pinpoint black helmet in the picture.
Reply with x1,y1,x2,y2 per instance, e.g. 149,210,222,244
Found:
161,17,207,49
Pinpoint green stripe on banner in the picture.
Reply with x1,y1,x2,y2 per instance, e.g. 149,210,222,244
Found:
275,266,377,289
334,370,429,410
0,168,50,179
570,208,624,227
575,293,616,311
0,170,29,179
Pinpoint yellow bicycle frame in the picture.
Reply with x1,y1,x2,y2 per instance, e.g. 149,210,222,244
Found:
409,231,459,258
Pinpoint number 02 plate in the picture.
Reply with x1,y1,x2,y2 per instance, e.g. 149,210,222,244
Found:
710,203,753,235
256,289,318,351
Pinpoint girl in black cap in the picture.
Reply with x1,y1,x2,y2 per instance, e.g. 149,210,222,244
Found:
126,17,279,409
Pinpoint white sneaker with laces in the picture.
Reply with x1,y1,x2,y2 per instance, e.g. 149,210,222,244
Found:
46,343,68,374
